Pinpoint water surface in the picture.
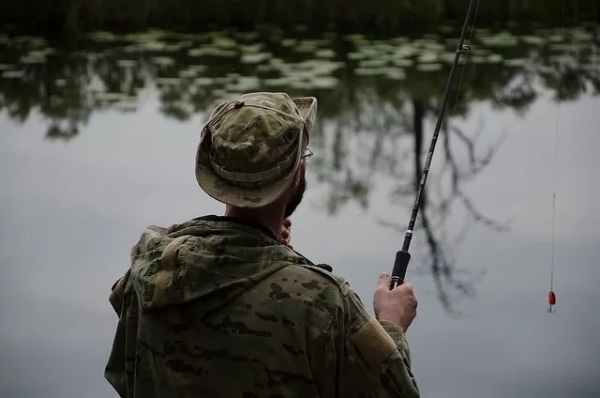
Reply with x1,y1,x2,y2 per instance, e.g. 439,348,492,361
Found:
1,25,599,398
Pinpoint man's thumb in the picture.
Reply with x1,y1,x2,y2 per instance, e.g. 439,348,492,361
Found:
378,273,391,288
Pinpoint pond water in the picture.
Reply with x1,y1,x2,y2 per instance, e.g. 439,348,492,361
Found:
1,24,599,397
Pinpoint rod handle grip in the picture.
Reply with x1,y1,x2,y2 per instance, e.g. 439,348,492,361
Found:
390,250,411,289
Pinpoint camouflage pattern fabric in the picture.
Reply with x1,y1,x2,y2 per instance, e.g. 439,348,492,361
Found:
105,216,420,397
195,92,318,208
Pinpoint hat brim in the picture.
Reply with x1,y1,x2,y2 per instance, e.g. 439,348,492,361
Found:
195,96,317,208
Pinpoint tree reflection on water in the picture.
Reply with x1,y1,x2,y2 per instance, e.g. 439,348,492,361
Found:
0,24,598,311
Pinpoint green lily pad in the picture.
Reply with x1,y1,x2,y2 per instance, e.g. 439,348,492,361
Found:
480,31,519,47
241,52,271,64
117,60,136,68
263,77,291,86
521,36,545,45
355,67,383,76
87,31,120,42
226,76,261,92
418,51,439,63
194,77,214,86
212,36,237,49
152,56,175,66
392,59,414,67
348,52,369,60
240,44,264,53
359,59,388,68
384,68,406,80
315,49,336,58
20,53,46,64
188,47,237,57
504,58,529,67
309,76,339,89
416,63,443,72
2,70,24,79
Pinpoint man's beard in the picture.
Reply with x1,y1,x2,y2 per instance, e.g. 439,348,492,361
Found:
283,173,306,219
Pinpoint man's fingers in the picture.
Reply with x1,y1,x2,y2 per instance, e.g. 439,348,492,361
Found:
377,273,391,289
280,229,290,239
282,218,292,229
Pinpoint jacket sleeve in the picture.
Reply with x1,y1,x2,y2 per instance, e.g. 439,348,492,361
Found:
337,291,420,398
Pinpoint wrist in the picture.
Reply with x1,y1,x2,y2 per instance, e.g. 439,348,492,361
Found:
377,314,407,331
377,313,399,325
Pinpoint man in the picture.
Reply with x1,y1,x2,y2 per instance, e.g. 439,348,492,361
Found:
105,92,420,397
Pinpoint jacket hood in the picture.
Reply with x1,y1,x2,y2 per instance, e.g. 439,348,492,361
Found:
110,216,317,318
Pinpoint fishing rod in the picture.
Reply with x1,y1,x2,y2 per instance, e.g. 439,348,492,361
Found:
390,0,479,289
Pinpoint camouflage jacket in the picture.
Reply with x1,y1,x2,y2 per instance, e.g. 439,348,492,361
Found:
105,215,420,398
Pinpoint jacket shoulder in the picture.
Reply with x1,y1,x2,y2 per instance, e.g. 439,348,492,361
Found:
289,262,353,297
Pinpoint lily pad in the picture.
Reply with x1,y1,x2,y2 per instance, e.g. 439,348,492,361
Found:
87,31,120,42
2,70,24,79
418,51,439,63
152,56,175,66
309,76,339,89
504,58,529,67
571,29,594,42
139,41,169,51
240,44,264,53
359,59,388,68
315,49,336,58
521,36,545,45
117,60,136,68
392,59,414,67
416,63,443,72
241,52,271,64
212,36,237,49
194,77,214,86
348,52,369,60
179,68,201,79
226,76,261,92
263,77,292,87
20,52,46,64
188,47,237,57
355,67,383,76
480,32,519,47
384,68,406,80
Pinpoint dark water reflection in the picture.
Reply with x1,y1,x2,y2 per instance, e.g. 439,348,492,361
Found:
1,24,600,397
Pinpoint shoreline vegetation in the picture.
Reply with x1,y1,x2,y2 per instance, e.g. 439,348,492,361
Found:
1,0,599,38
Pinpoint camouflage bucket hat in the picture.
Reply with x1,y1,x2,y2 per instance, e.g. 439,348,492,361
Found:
195,92,317,208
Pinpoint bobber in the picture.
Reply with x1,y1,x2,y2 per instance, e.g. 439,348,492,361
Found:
548,290,556,313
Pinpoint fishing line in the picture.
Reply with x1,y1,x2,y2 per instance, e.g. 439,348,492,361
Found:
548,107,559,313
548,0,567,314
389,0,481,289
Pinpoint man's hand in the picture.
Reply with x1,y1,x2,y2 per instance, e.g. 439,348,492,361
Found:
278,217,293,248
373,273,418,332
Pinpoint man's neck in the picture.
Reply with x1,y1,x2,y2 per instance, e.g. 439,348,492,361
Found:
224,206,283,238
